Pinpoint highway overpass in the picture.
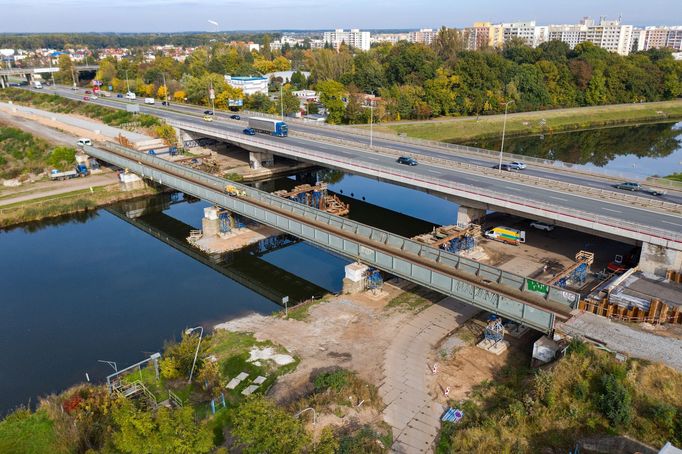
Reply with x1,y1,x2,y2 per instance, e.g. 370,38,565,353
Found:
83,142,579,333
16,85,682,275
0,66,98,88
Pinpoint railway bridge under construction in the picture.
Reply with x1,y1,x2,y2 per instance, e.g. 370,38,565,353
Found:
84,143,579,333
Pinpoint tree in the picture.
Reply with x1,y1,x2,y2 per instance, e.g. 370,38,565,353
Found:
432,26,467,64
245,92,274,112
314,427,339,454
585,70,608,105
55,54,74,84
47,146,76,170
384,42,439,85
272,55,291,71
214,85,245,110
317,79,347,124
230,396,310,454
351,52,385,94
261,34,272,60
253,58,276,74
95,59,116,84
281,86,301,116
156,85,167,100
111,399,213,454
598,373,632,427
155,123,177,147
172,90,186,102
290,70,307,89
162,331,207,379
424,68,460,116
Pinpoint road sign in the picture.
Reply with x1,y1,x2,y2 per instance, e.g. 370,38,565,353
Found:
228,99,243,107
526,279,549,295
209,88,215,100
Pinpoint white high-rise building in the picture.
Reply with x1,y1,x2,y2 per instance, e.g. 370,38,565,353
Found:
583,17,633,56
502,21,538,46
634,26,682,51
323,29,371,51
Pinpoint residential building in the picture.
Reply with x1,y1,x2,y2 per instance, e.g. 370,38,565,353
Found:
265,70,311,83
224,75,268,96
634,26,682,51
372,33,410,44
548,24,588,49
502,21,539,46
323,29,371,51
408,28,436,45
583,17,633,55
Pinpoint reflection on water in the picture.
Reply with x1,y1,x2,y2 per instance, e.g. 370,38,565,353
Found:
462,121,682,178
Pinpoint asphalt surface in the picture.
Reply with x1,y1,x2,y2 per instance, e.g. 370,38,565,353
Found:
21,86,682,237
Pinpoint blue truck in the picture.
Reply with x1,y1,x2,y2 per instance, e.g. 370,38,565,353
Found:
247,117,288,137
50,164,89,181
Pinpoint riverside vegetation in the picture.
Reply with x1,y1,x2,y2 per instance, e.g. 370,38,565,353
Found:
436,340,682,453
0,329,389,453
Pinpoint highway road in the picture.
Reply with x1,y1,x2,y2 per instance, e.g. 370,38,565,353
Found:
21,86,682,238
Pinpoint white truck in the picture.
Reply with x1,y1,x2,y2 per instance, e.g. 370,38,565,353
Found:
144,98,155,104
125,92,136,100
32,80,43,89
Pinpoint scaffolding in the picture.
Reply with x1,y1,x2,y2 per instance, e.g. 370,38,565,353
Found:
548,251,594,289
412,224,480,254
366,268,384,292
483,316,504,345
273,183,350,216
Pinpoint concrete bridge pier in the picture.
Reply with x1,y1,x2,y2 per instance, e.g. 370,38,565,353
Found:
248,151,274,170
456,205,486,227
638,242,682,277
0,75,7,89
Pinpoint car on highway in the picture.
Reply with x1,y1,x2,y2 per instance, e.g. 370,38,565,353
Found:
230,114,241,120
202,115,213,122
76,138,92,147
162,101,169,106
85,90,91,94
116,93,124,98
204,110,214,115
397,156,418,166
613,181,665,196
243,128,256,135
530,221,554,232
83,96,89,100
509,161,527,170
90,95,98,100
492,163,517,172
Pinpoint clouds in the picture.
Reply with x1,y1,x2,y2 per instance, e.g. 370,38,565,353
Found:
0,0,679,33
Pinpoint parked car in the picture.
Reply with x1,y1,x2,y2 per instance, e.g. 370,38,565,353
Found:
492,163,517,171
613,181,665,196
203,110,214,115
530,221,554,232
203,115,213,122
230,114,241,120
76,138,92,147
509,161,527,170
397,156,418,166
243,128,256,135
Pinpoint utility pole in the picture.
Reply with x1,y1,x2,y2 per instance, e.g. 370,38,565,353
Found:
162,72,168,103
280,83,284,120
498,100,514,174
369,99,374,149
125,69,130,95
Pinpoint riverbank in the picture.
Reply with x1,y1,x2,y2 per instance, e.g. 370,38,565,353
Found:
372,99,682,143
0,182,161,228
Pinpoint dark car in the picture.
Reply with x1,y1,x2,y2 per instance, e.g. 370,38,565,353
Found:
397,156,418,166
492,163,516,172
162,101,169,106
83,96,90,100
243,128,256,135
230,114,241,120
85,90,92,94
613,182,640,191
203,110,214,115
116,93,124,98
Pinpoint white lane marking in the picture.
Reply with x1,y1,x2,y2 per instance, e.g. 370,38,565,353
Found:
602,207,622,213
504,186,522,192
549,196,568,201
425,169,441,175
661,220,682,227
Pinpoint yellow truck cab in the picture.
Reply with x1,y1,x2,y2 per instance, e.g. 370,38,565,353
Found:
484,226,526,245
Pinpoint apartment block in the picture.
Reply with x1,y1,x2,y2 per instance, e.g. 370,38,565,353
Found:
323,29,371,51
408,28,436,45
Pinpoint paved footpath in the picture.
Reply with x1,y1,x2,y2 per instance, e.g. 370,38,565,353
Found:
380,297,479,453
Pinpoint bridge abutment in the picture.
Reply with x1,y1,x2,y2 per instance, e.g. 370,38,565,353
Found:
249,151,274,169
638,242,682,277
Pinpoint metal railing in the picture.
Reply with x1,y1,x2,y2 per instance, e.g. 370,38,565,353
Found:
89,143,580,323
167,121,682,245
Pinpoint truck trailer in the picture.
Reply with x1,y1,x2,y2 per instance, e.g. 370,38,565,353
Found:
484,226,526,245
247,117,288,137
50,164,89,181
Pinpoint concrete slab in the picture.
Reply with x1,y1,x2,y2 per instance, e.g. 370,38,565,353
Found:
236,372,249,381
252,375,267,384
225,378,241,390
241,385,259,396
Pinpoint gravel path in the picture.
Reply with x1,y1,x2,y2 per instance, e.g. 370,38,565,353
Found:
561,312,682,371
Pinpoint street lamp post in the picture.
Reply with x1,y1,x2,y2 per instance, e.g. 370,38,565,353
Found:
498,100,514,174
369,100,374,149
280,84,284,121
125,69,131,95
185,326,204,384
162,72,168,104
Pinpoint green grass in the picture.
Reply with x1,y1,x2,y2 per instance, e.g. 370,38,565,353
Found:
278,295,330,321
666,173,682,182
375,99,682,143
385,286,442,312
0,409,63,454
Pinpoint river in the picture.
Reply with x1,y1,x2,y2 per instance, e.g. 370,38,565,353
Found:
462,121,682,179
0,169,457,415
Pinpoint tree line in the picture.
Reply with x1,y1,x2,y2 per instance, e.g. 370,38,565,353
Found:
50,29,682,124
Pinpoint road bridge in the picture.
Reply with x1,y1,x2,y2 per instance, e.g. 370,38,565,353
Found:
0,65,98,88
85,142,578,333
105,199,326,304
14,85,682,274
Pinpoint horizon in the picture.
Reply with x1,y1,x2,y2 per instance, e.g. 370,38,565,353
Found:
1,0,680,33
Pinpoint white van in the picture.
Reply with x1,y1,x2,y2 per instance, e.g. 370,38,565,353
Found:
76,138,92,147
125,92,136,100
144,98,155,104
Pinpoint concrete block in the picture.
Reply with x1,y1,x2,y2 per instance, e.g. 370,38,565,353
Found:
476,339,510,355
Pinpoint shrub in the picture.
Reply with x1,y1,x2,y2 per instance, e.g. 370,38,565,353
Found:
313,369,351,392
598,373,632,426
572,379,590,401
47,146,76,170
648,401,677,437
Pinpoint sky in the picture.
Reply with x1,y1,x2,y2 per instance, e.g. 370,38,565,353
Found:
1,0,680,33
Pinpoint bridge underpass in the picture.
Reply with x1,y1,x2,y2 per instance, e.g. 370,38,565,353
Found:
105,197,327,305
85,143,580,333
0,65,98,88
